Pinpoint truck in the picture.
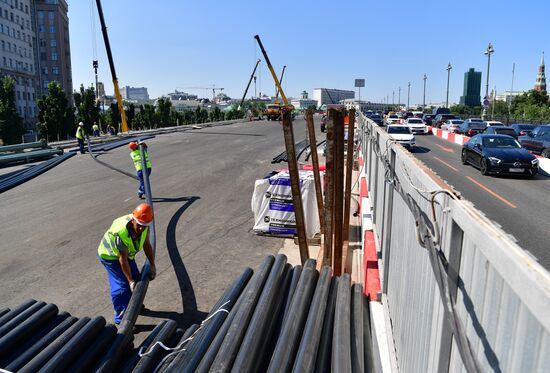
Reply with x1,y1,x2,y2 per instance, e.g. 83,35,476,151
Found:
265,103,282,120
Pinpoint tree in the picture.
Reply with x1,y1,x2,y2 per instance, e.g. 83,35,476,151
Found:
155,98,172,127
73,85,99,133
142,104,155,128
36,81,75,141
126,103,136,129
209,106,223,122
108,103,121,129
0,76,25,145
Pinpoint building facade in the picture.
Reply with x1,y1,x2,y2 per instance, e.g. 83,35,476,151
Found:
291,90,317,110
534,52,546,92
36,0,71,104
0,0,39,129
459,68,481,107
121,85,149,101
313,88,354,106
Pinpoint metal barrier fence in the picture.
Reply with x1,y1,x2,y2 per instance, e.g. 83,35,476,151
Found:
358,113,550,372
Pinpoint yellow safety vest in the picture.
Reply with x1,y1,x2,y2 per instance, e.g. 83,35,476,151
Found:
130,149,152,171
75,127,85,140
97,214,148,261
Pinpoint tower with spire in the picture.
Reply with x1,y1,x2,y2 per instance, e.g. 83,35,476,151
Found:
534,52,547,92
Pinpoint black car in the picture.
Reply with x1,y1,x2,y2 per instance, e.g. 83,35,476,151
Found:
455,120,487,136
511,124,537,136
461,134,538,176
422,114,434,125
433,114,457,128
484,126,519,139
369,114,384,126
518,124,550,158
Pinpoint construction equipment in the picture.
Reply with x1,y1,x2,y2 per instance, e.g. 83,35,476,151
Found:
264,66,286,120
95,0,129,133
238,59,261,109
178,86,225,100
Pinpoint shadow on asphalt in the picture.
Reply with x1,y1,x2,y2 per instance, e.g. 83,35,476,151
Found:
412,146,431,154
140,196,206,330
185,131,264,137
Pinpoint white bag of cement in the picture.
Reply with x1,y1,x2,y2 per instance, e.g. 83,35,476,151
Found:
251,170,323,237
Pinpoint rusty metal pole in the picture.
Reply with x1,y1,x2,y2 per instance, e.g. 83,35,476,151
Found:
282,109,309,264
342,109,356,274
304,110,324,233
332,107,345,276
323,111,336,267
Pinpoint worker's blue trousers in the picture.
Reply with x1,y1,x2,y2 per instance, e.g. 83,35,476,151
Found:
99,257,141,324
137,168,152,196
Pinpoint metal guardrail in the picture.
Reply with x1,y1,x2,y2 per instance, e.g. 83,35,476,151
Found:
358,113,550,372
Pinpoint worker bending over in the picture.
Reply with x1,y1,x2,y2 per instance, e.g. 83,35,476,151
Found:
128,141,152,199
97,203,156,324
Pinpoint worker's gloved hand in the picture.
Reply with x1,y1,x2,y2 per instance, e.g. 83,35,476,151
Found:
129,281,136,292
149,265,156,280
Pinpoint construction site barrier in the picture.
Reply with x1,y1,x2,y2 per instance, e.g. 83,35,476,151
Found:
358,113,550,372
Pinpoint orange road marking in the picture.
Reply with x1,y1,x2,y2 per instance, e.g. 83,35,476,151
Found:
436,144,454,153
433,156,459,172
465,176,517,208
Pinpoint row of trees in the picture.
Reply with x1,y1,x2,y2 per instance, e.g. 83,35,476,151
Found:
0,76,260,144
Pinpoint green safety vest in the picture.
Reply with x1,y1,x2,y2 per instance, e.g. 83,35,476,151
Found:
75,127,85,140
130,149,152,171
92,124,99,131
97,214,148,261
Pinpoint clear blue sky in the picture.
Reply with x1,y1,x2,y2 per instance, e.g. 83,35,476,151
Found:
69,0,550,105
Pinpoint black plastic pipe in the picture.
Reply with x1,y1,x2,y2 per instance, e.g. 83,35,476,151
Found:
69,324,117,373
38,316,106,372
314,277,339,373
117,320,167,373
332,274,352,373
4,313,74,371
280,265,302,327
132,320,177,373
267,262,319,373
351,283,365,373
0,299,36,325
231,254,288,373
0,301,46,339
0,308,9,318
157,324,199,373
362,285,375,373
18,317,90,373
0,303,58,358
293,265,333,372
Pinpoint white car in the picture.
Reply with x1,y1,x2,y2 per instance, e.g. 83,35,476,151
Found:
441,119,464,132
405,118,428,134
387,125,416,149
386,118,401,125
485,121,504,127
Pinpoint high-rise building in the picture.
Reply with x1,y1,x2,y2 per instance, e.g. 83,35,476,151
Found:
313,88,355,106
121,86,149,101
0,0,40,129
35,0,72,103
459,68,481,107
534,52,546,92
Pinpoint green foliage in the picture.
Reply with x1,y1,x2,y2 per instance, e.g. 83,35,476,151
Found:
209,106,223,122
37,81,75,141
509,90,550,121
0,76,25,144
225,108,245,120
155,98,172,127
108,103,121,129
126,103,136,129
449,104,482,117
73,85,99,133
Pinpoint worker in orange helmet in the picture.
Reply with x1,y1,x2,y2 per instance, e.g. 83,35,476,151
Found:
97,203,156,324
128,141,152,199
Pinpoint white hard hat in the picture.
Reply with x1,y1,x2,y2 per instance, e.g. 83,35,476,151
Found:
78,122,84,126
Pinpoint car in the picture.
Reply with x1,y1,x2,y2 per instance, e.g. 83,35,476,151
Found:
386,125,416,149
422,114,434,126
485,121,504,127
484,126,519,139
433,114,457,128
385,114,399,124
405,118,428,134
402,112,414,121
510,124,537,136
441,119,463,132
518,124,550,158
386,118,401,125
455,119,487,135
369,114,384,126
461,134,538,176
432,107,451,116
412,111,424,119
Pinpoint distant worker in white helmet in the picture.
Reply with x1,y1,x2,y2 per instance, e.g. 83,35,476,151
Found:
75,122,86,154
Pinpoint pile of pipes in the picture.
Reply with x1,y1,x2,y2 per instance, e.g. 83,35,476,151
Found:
272,138,310,163
0,140,64,167
86,135,155,153
152,254,373,372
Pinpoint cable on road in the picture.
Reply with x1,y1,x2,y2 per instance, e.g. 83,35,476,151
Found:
86,136,139,180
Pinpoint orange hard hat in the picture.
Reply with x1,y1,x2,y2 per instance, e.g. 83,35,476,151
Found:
128,142,139,151
132,203,154,226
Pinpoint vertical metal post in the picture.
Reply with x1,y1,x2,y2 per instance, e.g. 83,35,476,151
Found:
323,112,336,267
342,109,356,274
398,87,401,107
423,74,427,109
407,82,411,110
305,109,324,232
446,63,452,108
332,107,345,276
282,109,309,264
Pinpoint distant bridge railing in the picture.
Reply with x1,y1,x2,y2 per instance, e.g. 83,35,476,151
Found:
358,113,550,372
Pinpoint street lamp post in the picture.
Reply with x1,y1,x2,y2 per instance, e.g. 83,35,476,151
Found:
422,73,427,109
398,87,401,108
392,90,395,106
446,63,452,108
483,42,495,120
407,82,411,110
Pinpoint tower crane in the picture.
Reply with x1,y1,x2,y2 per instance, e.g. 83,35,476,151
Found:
177,85,225,100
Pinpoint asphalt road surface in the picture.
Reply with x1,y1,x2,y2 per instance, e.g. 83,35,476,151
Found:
0,117,315,338
412,134,550,269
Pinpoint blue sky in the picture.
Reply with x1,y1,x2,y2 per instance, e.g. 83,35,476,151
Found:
69,0,550,105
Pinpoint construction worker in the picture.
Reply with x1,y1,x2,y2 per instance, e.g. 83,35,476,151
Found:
128,141,152,199
97,203,156,324
92,122,100,137
75,122,86,154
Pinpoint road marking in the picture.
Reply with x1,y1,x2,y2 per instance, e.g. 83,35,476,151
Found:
436,144,455,153
465,176,517,208
124,197,132,202
433,156,459,172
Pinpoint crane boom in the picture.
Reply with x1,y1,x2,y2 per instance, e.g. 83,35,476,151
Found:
239,59,261,109
275,65,286,101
